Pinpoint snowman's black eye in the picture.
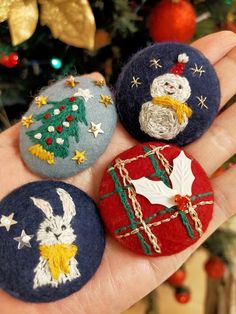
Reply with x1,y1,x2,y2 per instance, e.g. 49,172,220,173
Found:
61,225,66,231
164,82,169,86
179,85,182,89
46,226,51,233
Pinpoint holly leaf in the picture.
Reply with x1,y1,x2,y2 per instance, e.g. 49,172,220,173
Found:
132,177,176,208
170,151,195,196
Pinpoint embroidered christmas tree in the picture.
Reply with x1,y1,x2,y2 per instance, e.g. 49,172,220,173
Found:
27,96,87,165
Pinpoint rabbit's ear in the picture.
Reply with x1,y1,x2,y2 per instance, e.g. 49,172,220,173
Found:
31,197,53,219
56,188,76,224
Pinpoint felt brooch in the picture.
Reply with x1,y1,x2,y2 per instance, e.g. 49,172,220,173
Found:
20,76,117,178
99,142,214,256
0,181,105,302
116,43,220,146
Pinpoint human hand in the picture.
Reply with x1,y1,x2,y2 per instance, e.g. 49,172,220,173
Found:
0,31,236,314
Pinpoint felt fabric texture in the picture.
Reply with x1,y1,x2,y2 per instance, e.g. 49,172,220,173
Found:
20,76,117,178
99,142,214,257
116,43,220,146
0,181,105,303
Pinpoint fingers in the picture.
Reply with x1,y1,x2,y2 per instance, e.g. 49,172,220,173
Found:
192,31,236,110
187,103,236,176
191,31,236,64
84,72,105,81
214,46,236,108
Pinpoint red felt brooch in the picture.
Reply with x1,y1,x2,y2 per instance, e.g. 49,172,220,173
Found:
99,142,214,256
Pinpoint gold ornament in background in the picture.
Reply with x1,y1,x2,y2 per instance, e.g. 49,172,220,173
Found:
8,0,38,46
0,0,96,50
0,0,38,45
39,0,95,50
0,0,14,22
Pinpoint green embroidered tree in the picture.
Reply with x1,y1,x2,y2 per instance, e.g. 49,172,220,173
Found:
27,96,87,165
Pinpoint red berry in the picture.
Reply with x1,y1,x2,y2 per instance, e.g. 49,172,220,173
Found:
9,52,19,66
0,55,9,65
56,125,63,133
167,269,186,287
66,115,74,122
0,55,14,68
205,256,225,279
174,194,191,211
59,105,65,110
44,113,50,120
69,96,76,102
175,289,191,304
45,138,53,145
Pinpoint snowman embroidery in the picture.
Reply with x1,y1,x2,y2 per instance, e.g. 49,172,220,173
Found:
139,53,193,140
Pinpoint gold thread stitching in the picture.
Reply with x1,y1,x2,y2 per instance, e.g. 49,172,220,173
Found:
109,145,170,171
115,158,161,253
116,201,213,239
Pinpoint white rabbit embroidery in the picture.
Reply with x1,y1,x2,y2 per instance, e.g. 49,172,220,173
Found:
31,188,81,289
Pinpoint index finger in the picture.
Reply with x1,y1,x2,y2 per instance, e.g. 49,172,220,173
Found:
192,31,236,110
191,31,236,64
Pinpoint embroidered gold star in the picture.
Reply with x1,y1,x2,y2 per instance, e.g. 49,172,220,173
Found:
72,150,87,165
131,76,141,88
88,122,104,138
65,75,79,88
94,79,106,87
21,115,34,128
35,96,48,108
99,95,113,107
0,213,17,231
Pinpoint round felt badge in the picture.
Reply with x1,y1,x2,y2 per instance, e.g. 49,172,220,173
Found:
0,181,105,302
20,76,117,178
116,43,220,146
99,142,214,256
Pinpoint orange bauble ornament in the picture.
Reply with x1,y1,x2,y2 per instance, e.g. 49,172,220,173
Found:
175,287,191,304
149,0,196,43
205,256,225,279
167,269,186,287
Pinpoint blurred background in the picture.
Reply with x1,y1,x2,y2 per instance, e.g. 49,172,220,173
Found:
1,1,236,313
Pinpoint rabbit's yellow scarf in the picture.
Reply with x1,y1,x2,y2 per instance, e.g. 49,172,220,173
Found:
152,96,192,124
39,244,78,280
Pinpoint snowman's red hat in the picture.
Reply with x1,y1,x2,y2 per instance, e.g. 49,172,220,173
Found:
170,53,189,76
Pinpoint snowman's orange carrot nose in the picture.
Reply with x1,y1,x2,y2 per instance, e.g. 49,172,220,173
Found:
152,95,192,124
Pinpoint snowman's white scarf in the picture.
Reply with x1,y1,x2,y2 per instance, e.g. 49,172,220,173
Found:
152,96,192,125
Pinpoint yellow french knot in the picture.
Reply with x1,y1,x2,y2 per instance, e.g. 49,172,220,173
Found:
28,144,55,165
152,96,193,125
39,244,78,280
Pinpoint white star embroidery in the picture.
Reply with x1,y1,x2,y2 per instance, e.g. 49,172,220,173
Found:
150,58,162,69
14,230,34,249
131,76,141,88
0,213,17,231
196,96,208,109
74,88,94,102
88,122,104,138
190,63,205,77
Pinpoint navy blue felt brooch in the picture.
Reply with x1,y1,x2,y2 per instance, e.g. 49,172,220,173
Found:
116,43,220,146
0,181,105,303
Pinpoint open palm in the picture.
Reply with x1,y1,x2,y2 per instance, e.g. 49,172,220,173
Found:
1,31,236,314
